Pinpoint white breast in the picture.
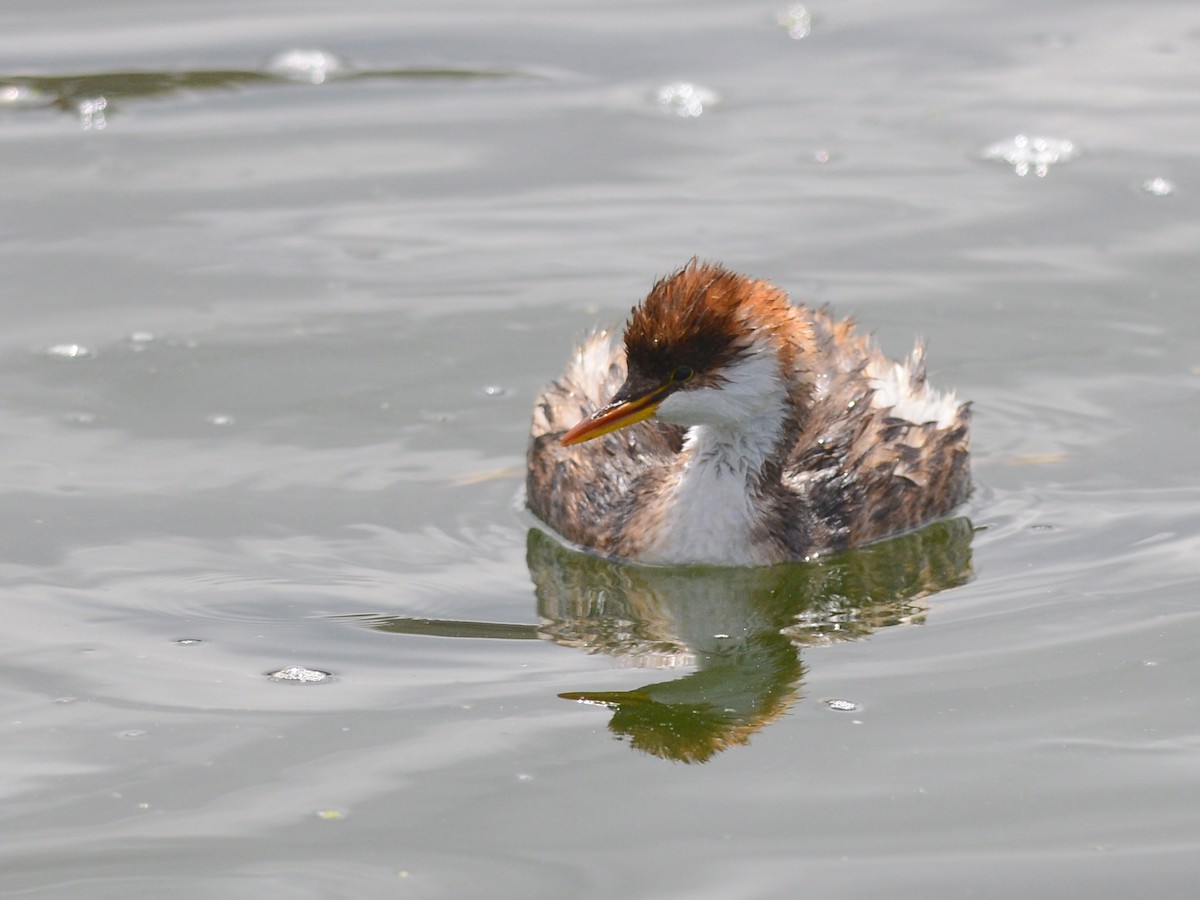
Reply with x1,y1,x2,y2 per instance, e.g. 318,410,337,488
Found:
637,345,789,566
637,446,780,565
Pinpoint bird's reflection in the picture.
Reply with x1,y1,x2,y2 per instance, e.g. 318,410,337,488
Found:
528,519,973,762
358,517,973,763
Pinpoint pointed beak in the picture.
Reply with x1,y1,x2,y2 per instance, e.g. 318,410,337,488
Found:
561,380,671,446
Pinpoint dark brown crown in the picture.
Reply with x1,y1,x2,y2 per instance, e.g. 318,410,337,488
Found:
624,260,793,385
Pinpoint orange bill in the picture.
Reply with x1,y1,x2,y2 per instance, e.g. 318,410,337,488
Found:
561,385,667,446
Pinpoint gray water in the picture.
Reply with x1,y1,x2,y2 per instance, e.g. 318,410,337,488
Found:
2,1,1199,897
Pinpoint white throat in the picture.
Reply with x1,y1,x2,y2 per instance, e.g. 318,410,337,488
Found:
639,344,792,566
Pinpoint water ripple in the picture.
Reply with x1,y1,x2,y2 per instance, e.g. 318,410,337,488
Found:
0,57,542,129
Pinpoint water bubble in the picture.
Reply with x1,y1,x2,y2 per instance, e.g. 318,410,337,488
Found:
264,49,348,85
174,638,203,646
1141,177,1174,197
825,698,860,712
44,343,94,359
77,96,107,131
654,82,719,118
981,134,1079,177
0,84,51,109
128,330,157,343
777,5,812,39
206,414,235,427
268,665,332,684
482,385,510,398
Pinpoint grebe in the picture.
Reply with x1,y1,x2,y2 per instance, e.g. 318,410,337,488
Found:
527,261,970,566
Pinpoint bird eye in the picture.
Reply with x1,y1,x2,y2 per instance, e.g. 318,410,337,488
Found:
672,365,695,383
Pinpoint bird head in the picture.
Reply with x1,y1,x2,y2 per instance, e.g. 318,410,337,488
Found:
562,261,798,446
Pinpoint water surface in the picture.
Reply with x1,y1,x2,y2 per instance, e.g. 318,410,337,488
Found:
2,1,1198,897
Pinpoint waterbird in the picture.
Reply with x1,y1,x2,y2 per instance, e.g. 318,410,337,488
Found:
527,260,970,566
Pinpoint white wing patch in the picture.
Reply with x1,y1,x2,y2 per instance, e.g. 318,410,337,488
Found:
866,345,959,429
